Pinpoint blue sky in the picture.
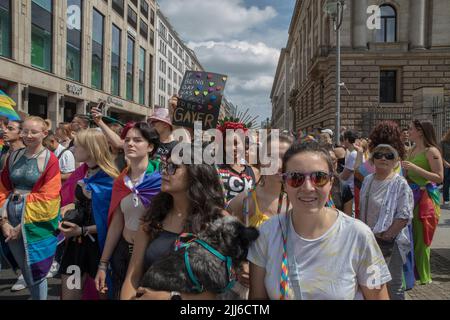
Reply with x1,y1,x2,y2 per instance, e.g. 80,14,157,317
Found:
158,0,296,125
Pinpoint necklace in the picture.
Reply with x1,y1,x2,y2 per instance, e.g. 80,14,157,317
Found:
25,147,46,160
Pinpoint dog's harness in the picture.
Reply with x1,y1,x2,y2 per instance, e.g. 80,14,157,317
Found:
174,233,237,293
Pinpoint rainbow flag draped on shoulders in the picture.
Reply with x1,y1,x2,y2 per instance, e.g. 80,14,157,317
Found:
0,89,20,121
107,159,161,226
0,149,61,285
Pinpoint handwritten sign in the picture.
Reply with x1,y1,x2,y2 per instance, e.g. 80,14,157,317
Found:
174,71,228,130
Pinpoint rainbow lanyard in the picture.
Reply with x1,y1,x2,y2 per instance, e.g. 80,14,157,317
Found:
326,193,336,208
276,190,290,300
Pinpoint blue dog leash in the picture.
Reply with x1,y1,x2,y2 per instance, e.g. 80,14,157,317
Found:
174,233,237,293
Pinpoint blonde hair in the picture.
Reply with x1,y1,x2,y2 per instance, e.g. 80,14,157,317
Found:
75,129,119,178
24,116,49,131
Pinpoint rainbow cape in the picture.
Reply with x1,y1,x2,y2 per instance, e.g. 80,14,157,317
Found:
0,89,20,121
0,149,61,285
107,160,161,226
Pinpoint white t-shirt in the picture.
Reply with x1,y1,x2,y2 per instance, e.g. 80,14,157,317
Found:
54,143,75,174
343,150,357,195
247,210,391,300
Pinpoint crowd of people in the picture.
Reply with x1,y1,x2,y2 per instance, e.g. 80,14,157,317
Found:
0,96,447,300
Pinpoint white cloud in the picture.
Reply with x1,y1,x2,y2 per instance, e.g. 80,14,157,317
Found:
158,0,277,41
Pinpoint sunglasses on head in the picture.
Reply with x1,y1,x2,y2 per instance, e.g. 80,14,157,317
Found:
159,162,179,175
282,171,333,188
373,152,395,160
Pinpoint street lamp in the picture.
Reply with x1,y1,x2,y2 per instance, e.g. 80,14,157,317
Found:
324,0,345,146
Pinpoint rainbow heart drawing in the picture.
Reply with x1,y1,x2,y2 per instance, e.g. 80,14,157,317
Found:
222,77,227,82
210,95,217,102
197,85,203,91
203,91,209,96
209,82,215,87
208,88,215,93
208,104,213,110
194,90,200,96
216,86,222,91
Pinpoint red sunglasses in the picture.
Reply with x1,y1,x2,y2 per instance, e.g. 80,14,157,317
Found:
282,171,333,188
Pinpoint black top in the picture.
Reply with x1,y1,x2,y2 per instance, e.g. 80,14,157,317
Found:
217,164,256,203
441,141,450,163
75,184,95,226
143,230,179,271
156,141,178,159
331,180,353,211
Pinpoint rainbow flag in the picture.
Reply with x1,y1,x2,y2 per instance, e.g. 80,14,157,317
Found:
0,149,61,285
0,89,20,121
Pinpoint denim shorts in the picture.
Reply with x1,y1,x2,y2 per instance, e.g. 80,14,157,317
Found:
7,195,25,227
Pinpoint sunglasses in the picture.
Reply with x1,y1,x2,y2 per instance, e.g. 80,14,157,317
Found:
282,171,333,188
159,162,179,175
373,152,395,160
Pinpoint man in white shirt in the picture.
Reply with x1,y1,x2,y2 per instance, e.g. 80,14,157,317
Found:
43,131,75,183
339,130,358,196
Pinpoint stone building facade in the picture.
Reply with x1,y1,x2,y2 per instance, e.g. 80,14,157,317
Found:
279,0,450,139
154,8,203,109
0,0,158,127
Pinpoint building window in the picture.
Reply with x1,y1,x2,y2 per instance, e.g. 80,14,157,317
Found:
127,6,137,30
139,19,148,40
139,47,145,105
140,0,149,19
149,29,154,46
130,0,137,7
127,36,135,101
91,8,104,90
66,0,82,82
150,8,155,26
31,0,53,72
111,24,121,96
380,70,397,103
159,40,166,56
112,0,124,17
168,83,171,96
168,66,172,80
0,0,12,58
159,58,166,74
376,4,396,43
148,53,153,107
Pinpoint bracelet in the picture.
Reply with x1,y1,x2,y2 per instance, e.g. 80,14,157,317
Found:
98,261,109,270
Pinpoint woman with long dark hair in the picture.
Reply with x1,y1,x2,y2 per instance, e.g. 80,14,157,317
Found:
402,120,443,285
120,144,227,299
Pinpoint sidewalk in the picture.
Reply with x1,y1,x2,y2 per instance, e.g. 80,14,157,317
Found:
406,206,450,300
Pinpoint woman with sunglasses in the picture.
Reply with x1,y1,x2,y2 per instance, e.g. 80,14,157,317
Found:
402,120,443,285
359,144,413,299
120,145,228,300
225,134,293,299
94,122,161,299
248,141,391,300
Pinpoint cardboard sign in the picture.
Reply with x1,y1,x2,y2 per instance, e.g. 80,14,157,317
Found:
174,71,228,130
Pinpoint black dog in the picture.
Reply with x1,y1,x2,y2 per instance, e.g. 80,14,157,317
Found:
140,216,259,294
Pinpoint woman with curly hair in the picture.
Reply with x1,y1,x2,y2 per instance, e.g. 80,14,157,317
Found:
120,144,228,300
353,121,415,291
353,121,406,218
